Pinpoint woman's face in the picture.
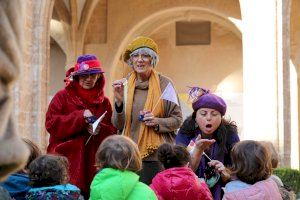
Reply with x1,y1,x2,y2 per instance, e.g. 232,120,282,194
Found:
78,73,100,89
195,108,222,135
131,53,153,77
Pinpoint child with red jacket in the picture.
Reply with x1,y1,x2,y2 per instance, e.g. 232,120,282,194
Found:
150,143,213,200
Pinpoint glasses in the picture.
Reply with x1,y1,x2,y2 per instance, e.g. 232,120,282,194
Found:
131,53,151,61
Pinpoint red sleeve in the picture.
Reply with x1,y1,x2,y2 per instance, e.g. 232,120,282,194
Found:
45,91,87,140
199,181,213,200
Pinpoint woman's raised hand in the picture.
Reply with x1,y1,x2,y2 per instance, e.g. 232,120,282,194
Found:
112,78,126,105
194,134,216,151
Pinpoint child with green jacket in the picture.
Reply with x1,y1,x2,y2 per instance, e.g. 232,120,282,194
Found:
90,135,157,200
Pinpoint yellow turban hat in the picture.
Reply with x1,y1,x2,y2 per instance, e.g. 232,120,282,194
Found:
123,36,158,62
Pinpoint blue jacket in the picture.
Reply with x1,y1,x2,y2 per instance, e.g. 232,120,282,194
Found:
0,173,30,200
25,184,83,200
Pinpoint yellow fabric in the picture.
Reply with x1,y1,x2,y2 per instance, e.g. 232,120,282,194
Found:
124,70,164,159
123,36,158,62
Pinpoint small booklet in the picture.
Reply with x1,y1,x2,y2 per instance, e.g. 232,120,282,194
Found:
85,111,107,146
92,111,107,132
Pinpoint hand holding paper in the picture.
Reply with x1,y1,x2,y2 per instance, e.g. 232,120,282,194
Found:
92,111,107,132
85,111,107,146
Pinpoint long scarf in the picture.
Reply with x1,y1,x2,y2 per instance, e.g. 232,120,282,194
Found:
124,70,164,158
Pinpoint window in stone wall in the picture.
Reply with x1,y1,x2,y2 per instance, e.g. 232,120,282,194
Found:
176,21,211,45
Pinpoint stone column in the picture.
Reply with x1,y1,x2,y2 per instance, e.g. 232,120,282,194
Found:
241,0,294,167
240,1,278,140
276,0,293,167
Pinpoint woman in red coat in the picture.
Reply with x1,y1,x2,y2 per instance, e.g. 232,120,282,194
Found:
45,54,116,199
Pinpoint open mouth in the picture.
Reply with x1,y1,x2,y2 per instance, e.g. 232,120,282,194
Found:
206,124,212,128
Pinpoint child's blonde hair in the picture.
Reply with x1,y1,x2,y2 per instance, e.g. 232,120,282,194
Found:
260,141,279,168
95,135,142,172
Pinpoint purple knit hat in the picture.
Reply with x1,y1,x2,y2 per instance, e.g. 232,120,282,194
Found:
72,54,104,76
189,87,227,116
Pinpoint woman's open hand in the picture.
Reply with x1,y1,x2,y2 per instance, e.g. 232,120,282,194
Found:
194,134,216,151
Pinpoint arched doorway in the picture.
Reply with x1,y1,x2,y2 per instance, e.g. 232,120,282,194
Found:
110,6,243,129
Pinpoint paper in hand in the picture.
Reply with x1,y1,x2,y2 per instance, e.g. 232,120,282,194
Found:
85,111,108,146
122,78,128,86
92,111,107,132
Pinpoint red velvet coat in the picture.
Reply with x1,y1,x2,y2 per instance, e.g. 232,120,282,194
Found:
45,76,116,196
150,167,213,200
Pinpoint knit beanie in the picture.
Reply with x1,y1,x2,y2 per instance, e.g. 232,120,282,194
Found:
123,36,158,63
190,87,227,116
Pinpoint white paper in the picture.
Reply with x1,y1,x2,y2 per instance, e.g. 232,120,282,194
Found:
92,111,107,133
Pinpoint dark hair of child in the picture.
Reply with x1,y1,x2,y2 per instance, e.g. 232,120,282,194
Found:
157,143,190,169
230,140,272,184
28,154,69,187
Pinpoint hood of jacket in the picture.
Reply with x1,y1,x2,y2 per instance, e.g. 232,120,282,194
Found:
90,168,157,200
150,167,212,200
64,67,106,107
223,178,282,200
26,184,82,200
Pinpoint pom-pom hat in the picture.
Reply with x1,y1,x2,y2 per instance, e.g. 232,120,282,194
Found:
72,54,104,76
189,87,227,116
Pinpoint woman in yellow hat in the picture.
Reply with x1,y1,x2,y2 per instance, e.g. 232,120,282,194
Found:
112,36,183,185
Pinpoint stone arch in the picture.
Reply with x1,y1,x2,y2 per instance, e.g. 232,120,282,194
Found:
109,6,242,88
52,0,100,67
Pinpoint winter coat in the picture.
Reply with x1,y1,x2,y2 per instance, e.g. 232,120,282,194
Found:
0,173,30,200
46,77,116,196
25,184,83,200
150,167,213,200
90,168,157,200
223,178,282,200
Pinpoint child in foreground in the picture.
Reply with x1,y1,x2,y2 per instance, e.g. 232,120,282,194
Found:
25,154,83,200
1,138,41,199
223,140,282,200
90,135,157,200
150,143,213,200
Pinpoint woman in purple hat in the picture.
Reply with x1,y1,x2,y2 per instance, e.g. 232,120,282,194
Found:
45,54,116,199
175,87,240,200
